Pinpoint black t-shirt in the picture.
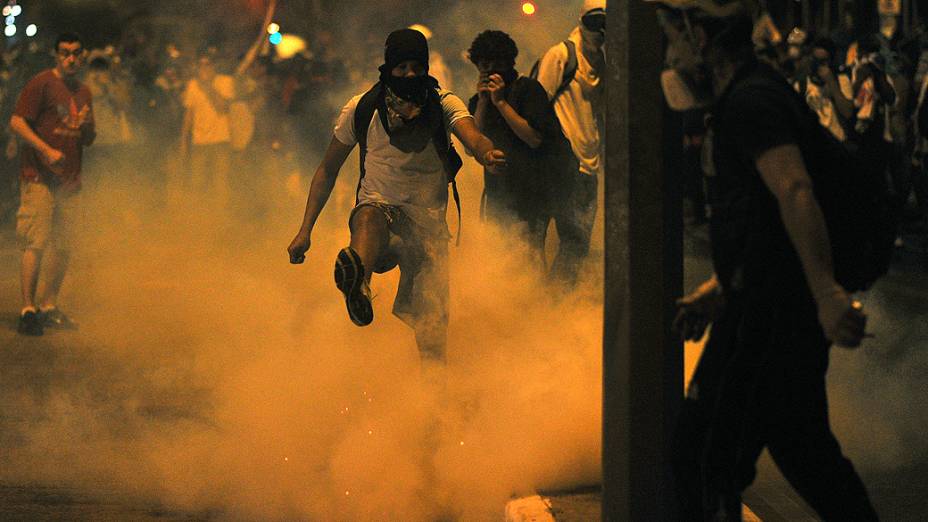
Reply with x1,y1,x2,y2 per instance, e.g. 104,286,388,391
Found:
709,61,811,298
468,75,573,220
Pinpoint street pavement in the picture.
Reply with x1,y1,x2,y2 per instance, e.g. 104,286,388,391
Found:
0,228,214,520
534,228,928,522
2,225,927,521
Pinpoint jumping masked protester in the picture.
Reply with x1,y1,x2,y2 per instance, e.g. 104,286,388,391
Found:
287,29,505,368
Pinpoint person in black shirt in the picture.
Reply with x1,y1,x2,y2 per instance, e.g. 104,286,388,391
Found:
467,30,576,265
672,16,879,521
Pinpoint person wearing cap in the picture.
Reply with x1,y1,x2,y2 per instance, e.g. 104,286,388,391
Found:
287,29,505,366
535,0,605,289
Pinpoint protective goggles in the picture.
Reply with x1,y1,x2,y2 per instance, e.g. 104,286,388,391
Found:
582,11,606,33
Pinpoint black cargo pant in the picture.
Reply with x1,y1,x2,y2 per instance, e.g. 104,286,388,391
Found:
673,291,878,521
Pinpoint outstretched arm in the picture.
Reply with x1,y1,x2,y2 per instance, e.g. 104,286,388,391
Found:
288,136,355,263
451,117,506,173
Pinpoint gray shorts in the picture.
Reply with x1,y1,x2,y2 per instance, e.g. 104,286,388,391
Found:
349,202,449,358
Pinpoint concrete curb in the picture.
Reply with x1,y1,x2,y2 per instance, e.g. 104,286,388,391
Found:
504,495,556,522
505,492,763,521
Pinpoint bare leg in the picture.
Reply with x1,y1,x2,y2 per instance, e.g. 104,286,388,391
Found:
349,206,391,276
20,248,43,309
36,248,70,310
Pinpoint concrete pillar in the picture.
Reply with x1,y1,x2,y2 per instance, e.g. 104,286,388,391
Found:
602,1,683,520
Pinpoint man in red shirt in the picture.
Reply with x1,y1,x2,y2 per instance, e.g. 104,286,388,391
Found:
10,33,95,336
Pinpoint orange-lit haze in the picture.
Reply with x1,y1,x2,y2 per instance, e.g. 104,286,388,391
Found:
0,3,609,519
0,146,602,521
1,2,925,519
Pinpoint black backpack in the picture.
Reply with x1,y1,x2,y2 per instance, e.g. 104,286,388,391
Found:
529,40,578,103
352,82,464,243
732,74,898,292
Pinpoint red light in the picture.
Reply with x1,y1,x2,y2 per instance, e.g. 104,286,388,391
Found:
522,2,536,15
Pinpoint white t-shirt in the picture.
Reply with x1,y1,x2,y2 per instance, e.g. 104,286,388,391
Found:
183,75,235,145
537,27,604,177
333,89,472,233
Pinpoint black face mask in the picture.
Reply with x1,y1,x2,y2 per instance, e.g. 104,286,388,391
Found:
381,72,433,106
582,13,606,34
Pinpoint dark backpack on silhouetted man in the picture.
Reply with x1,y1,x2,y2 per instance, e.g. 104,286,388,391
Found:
731,74,899,292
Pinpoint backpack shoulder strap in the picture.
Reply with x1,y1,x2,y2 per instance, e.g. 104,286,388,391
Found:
529,59,541,80
353,83,382,200
552,40,579,102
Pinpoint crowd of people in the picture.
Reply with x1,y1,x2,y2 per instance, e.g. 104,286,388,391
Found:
0,32,346,218
9,0,923,519
665,2,924,521
671,2,928,251
9,0,607,349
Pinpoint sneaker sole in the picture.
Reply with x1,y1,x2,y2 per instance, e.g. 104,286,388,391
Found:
334,248,373,327
17,318,43,336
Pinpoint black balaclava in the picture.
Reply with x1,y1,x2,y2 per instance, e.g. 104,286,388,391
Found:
378,28,435,105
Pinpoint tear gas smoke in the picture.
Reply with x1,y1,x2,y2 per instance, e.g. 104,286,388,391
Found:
0,3,605,518
1,145,601,522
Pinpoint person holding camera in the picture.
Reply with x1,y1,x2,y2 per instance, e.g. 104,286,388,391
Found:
467,30,575,265
794,37,855,143
847,37,898,190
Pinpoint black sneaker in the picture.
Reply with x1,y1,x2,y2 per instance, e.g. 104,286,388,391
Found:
17,310,44,336
334,247,374,326
41,308,78,329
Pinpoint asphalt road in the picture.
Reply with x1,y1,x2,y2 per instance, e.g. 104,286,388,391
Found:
2,226,926,521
